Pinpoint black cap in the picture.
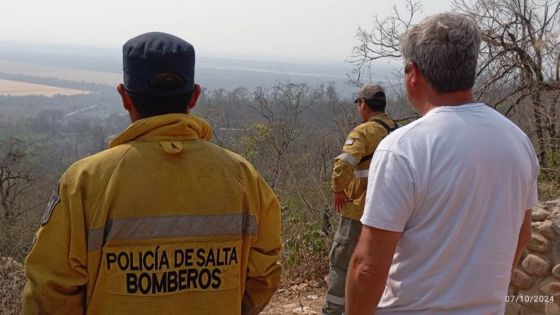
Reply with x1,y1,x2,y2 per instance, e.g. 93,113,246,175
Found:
123,32,195,97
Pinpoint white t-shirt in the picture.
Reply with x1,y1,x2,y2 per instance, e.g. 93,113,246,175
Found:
361,103,539,315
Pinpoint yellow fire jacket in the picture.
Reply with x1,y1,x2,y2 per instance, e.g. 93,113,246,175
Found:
332,113,395,221
23,114,282,315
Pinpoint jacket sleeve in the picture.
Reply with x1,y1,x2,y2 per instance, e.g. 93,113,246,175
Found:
242,175,282,315
22,175,88,315
332,128,367,192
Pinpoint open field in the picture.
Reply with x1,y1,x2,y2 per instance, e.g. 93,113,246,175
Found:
0,79,90,97
0,60,120,86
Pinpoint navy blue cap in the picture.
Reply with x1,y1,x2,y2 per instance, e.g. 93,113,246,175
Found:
123,32,195,96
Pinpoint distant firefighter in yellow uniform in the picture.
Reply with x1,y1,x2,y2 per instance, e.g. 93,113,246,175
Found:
323,84,396,315
22,32,282,315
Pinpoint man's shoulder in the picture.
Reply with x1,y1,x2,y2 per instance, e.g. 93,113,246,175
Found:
482,105,530,136
62,144,133,182
369,113,395,126
68,143,131,172
375,117,424,153
352,114,395,135
201,141,262,178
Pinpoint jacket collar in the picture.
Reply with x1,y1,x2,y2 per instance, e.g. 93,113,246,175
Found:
366,112,390,122
110,114,213,148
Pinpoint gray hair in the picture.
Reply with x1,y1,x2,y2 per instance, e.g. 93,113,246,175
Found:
400,13,481,93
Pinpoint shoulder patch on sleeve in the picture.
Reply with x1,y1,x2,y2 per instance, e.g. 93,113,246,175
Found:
41,185,60,226
344,139,354,145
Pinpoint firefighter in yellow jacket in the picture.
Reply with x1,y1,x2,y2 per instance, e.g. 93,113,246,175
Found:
322,84,395,315
23,32,282,315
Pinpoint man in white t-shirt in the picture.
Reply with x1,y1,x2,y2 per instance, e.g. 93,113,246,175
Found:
345,13,539,315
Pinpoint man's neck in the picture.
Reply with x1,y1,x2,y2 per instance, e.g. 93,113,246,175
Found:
420,89,474,116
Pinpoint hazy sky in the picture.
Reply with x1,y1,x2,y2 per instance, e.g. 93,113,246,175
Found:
0,0,451,63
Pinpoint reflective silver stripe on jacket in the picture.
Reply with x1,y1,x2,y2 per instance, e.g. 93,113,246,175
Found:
336,153,359,166
87,212,258,252
353,169,369,178
87,228,105,252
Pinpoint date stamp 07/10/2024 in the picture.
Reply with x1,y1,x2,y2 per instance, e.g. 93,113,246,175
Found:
505,295,555,303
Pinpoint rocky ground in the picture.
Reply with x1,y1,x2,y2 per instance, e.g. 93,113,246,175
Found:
262,281,325,314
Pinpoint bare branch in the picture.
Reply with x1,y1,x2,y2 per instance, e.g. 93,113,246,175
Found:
347,0,422,84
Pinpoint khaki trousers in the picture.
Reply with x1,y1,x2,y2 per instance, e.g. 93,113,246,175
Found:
322,216,362,315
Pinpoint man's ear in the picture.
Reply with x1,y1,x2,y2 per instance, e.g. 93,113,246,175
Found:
117,84,134,111
117,83,140,121
187,84,202,111
404,62,423,94
409,63,421,86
